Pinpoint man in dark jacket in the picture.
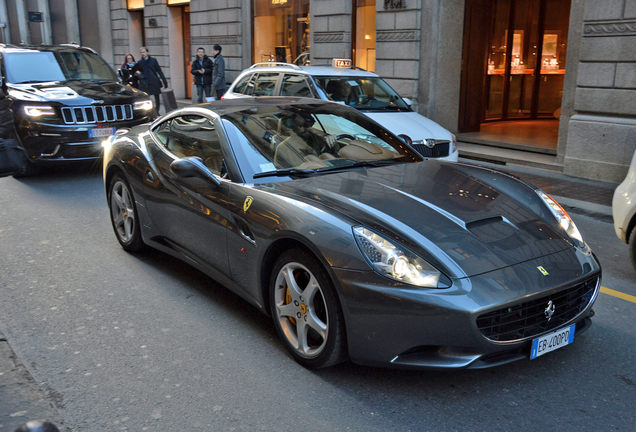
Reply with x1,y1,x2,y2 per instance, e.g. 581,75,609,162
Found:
191,47,214,103
212,44,227,100
137,47,168,113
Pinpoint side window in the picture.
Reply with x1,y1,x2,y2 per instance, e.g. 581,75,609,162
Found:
153,119,172,146
281,74,313,97
169,115,224,175
252,73,279,96
233,74,252,94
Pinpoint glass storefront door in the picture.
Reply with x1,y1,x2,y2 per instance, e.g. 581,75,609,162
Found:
353,0,376,72
484,0,570,121
252,0,310,65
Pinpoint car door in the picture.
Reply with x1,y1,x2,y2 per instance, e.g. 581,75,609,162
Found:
279,73,315,98
251,73,281,96
143,112,232,277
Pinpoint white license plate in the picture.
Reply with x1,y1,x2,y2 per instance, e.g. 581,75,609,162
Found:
530,324,575,359
89,127,115,138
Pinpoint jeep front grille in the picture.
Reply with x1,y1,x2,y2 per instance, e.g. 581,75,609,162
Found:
61,105,133,125
411,140,450,158
476,275,600,342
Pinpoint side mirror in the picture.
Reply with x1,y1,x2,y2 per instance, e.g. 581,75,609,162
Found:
402,97,412,107
398,134,412,145
170,156,220,187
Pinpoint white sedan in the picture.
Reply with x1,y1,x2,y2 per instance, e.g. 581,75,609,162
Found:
222,61,458,162
612,149,636,270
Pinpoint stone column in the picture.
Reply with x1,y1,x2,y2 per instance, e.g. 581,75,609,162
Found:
562,0,636,182
375,0,420,101
190,0,242,91
14,0,30,44
417,0,464,132
311,0,352,64
144,0,170,88
0,0,11,44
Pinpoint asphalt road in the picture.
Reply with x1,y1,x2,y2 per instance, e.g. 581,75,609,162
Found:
1,164,635,432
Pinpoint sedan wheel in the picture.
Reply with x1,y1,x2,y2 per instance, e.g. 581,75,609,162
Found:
270,249,346,368
109,174,144,252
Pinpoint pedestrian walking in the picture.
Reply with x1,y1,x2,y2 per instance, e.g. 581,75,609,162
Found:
137,47,168,113
191,47,213,103
119,53,140,88
212,44,227,100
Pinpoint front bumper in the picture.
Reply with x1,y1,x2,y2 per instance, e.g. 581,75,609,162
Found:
15,115,154,163
334,247,601,369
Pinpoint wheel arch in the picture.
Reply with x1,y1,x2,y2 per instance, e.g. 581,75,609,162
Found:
626,212,636,245
259,236,345,319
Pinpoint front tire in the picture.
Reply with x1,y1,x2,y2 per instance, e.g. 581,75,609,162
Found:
270,249,347,368
108,173,145,252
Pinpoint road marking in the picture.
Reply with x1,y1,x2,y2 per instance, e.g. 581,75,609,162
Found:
601,287,636,304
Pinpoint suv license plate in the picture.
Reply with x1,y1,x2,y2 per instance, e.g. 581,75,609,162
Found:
531,324,575,359
89,127,115,138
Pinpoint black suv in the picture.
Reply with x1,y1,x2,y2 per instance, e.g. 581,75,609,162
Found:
0,44,156,176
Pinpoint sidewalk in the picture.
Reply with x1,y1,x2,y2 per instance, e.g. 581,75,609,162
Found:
0,332,67,431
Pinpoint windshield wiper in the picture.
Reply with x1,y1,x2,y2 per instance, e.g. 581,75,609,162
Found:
315,160,397,173
253,168,318,179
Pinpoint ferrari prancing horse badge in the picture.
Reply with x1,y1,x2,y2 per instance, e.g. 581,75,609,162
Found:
243,196,254,213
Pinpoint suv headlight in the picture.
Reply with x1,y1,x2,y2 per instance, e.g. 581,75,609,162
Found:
536,190,589,252
450,133,458,153
353,226,441,288
23,106,56,117
134,100,154,111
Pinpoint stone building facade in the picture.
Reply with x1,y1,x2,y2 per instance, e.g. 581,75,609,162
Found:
1,0,634,183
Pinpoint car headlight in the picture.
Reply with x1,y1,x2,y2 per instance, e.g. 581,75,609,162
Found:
134,100,154,111
353,226,441,288
450,133,458,153
536,190,588,251
23,106,56,117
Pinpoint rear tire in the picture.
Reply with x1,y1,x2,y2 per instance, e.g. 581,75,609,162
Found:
108,173,145,252
269,249,347,368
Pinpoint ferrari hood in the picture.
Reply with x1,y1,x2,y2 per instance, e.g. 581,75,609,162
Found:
270,161,574,278
8,81,145,106
363,111,452,141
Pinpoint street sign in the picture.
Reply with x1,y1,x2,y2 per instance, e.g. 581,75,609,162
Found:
28,12,43,22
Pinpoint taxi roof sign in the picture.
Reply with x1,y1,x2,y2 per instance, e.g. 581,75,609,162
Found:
332,58,352,68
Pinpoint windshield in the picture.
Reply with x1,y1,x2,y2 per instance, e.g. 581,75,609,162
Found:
222,103,420,182
313,76,410,111
4,50,118,84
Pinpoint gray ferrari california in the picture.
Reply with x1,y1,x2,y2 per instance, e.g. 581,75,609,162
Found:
104,98,600,369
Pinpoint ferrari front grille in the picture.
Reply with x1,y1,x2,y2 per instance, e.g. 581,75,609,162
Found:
61,104,133,125
476,275,600,342
411,140,450,158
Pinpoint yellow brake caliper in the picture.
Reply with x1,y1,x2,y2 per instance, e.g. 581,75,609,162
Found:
286,287,296,325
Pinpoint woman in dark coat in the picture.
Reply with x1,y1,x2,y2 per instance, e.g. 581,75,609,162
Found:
119,53,140,88
137,47,168,112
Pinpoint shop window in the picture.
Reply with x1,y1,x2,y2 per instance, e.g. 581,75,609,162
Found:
252,0,310,65
353,0,376,72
